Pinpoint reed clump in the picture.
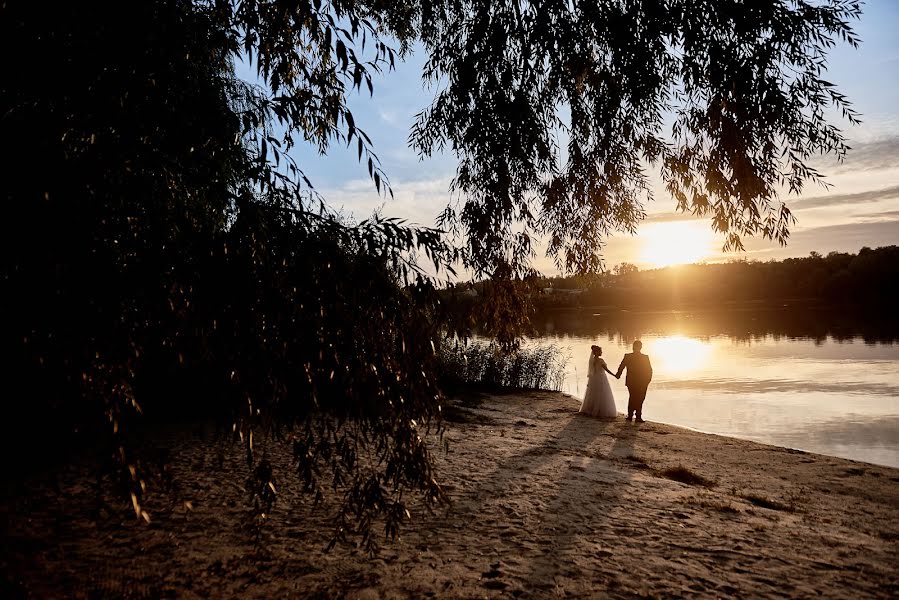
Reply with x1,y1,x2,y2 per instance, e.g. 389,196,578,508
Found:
438,340,569,391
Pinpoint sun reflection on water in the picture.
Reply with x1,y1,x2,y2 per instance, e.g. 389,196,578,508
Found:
646,335,712,374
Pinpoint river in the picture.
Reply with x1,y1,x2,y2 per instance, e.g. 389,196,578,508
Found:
526,306,899,468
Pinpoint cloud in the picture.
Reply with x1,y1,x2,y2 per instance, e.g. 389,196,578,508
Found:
789,219,899,245
720,219,899,262
640,188,899,223
320,175,454,227
641,167,899,225
812,135,899,173
643,211,700,224
696,220,899,263
789,184,899,211
641,184,899,225
855,209,899,222
378,108,402,127
339,177,379,192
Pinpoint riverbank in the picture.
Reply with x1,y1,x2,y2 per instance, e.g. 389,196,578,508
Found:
4,391,898,597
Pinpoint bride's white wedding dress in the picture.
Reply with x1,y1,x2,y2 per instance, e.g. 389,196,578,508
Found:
580,355,617,418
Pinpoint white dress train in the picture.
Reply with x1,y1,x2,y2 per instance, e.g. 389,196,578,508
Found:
580,355,617,418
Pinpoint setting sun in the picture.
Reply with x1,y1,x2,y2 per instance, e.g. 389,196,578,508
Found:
640,221,716,268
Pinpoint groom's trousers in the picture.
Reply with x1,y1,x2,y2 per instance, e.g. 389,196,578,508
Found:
626,384,649,419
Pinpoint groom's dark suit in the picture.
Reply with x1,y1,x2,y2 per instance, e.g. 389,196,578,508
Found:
616,352,653,420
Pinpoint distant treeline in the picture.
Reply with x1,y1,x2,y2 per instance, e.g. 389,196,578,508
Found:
451,246,899,310
533,306,899,345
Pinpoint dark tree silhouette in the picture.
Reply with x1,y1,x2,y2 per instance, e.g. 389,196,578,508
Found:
521,246,899,310
0,0,861,547
1,2,453,549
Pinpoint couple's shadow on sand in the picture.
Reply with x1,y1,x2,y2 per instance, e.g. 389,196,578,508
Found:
455,408,643,592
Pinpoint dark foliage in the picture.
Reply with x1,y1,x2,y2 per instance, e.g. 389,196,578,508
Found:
1,1,451,548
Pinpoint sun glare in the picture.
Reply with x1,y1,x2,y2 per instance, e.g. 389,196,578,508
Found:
647,335,711,374
640,221,716,268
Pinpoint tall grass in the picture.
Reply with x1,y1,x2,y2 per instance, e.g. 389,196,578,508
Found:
438,340,569,391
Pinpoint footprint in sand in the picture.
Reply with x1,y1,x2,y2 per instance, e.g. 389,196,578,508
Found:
481,564,509,590
481,579,508,590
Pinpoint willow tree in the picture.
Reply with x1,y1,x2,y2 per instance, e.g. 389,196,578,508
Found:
414,0,860,277
0,0,859,547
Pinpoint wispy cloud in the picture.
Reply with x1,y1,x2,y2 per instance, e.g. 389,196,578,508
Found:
723,220,899,261
641,169,899,225
854,209,899,222
377,108,403,127
813,135,899,173
790,184,899,211
643,211,700,224
320,175,454,227
790,219,899,244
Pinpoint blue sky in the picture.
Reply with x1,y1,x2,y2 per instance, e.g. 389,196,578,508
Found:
242,1,899,275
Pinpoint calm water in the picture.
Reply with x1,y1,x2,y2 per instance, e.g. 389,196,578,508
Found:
528,308,899,468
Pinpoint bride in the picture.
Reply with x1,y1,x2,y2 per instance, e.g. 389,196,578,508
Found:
580,345,618,418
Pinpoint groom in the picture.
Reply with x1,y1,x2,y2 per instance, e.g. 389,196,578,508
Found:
615,340,653,423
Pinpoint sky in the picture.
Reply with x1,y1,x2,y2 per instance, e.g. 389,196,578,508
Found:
243,1,899,276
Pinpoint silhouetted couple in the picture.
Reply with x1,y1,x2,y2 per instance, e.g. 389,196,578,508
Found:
579,341,653,422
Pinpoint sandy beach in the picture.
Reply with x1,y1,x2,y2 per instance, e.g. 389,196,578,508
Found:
4,390,898,598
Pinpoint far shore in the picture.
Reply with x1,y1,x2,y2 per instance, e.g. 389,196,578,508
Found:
5,391,898,598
